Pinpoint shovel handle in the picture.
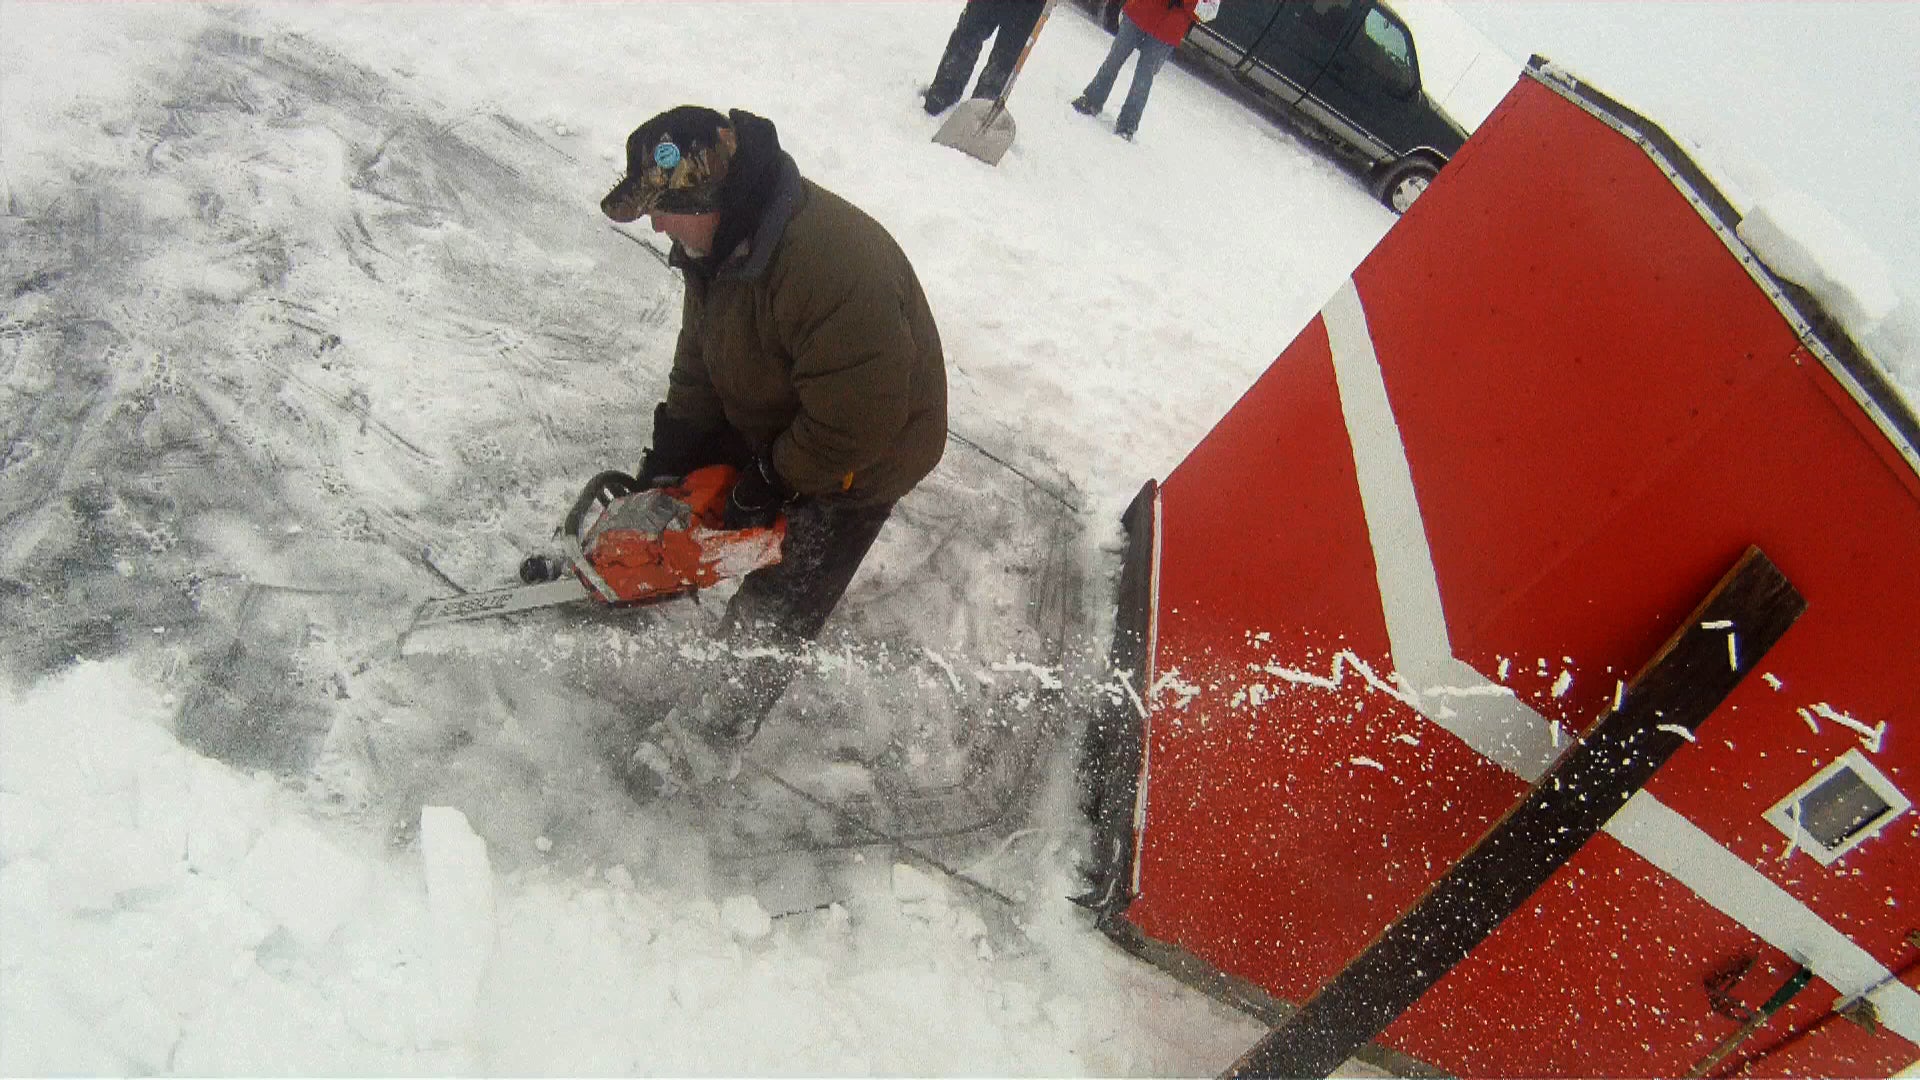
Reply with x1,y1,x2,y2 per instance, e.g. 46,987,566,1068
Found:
990,0,1058,108
1684,965,1813,1078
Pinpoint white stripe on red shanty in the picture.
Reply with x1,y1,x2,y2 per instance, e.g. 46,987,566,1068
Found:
1321,277,1919,1045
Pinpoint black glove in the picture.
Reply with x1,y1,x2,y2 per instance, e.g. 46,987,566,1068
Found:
1166,0,1182,8
635,449,677,489
722,455,791,530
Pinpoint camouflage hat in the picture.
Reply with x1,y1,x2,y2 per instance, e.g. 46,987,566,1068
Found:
601,105,738,223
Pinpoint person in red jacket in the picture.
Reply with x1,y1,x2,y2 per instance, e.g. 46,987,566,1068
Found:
1071,0,1213,140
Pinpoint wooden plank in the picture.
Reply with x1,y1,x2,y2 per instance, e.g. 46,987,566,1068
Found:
1223,545,1806,1079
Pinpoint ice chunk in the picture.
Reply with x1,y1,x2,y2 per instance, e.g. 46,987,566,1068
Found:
46,821,183,912
0,661,177,807
0,792,54,859
0,856,52,919
719,894,773,941
420,805,496,1041
1739,189,1899,338
232,819,370,950
890,862,942,905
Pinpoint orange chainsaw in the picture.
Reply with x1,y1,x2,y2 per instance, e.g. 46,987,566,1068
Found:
407,464,786,631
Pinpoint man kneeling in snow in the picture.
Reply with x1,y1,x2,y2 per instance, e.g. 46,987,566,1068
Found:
600,105,948,799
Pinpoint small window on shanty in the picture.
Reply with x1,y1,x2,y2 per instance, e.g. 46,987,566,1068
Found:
1764,748,1910,866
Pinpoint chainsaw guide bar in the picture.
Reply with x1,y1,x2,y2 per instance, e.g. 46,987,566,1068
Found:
406,465,785,634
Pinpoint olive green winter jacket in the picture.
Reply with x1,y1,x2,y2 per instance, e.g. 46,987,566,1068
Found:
662,157,947,508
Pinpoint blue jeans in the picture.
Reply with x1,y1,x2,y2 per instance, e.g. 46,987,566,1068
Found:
1080,16,1176,135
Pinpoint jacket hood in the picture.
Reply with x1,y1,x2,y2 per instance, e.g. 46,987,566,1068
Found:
689,109,787,278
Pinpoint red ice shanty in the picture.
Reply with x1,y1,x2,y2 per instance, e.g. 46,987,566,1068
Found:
1078,58,1920,1078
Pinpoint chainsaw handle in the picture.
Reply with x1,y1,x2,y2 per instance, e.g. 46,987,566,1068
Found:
562,471,643,542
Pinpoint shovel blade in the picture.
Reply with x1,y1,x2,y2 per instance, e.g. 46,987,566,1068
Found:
933,99,1016,165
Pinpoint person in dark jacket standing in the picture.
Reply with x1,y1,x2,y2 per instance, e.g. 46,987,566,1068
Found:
922,0,1047,115
1071,0,1211,139
601,105,948,798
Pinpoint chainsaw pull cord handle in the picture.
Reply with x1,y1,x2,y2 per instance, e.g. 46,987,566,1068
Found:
559,470,643,602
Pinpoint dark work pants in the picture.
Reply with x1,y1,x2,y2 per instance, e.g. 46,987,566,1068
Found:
700,497,895,742
925,0,1047,112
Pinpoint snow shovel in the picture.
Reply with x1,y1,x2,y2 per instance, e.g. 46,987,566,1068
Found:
933,0,1057,166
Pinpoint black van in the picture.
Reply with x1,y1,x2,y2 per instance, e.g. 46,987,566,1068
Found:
1089,0,1468,212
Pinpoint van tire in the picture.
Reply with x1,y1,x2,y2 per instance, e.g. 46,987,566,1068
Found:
1376,158,1439,214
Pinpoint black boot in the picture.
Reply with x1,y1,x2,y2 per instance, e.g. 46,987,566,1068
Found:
925,47,977,115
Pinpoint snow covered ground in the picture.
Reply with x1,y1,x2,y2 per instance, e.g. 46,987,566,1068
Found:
1,1,1912,1074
